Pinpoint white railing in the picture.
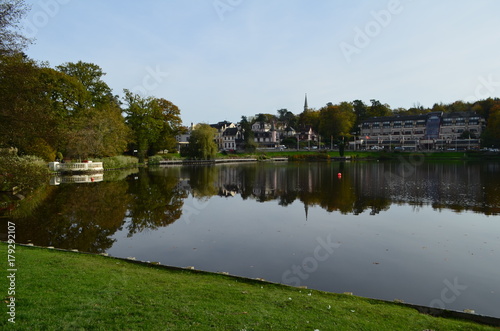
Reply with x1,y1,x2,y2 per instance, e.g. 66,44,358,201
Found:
49,161,104,172
50,174,104,185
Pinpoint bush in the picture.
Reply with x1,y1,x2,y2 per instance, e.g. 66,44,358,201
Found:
257,153,269,161
288,153,330,162
147,155,164,165
94,156,139,169
288,154,306,161
0,155,50,192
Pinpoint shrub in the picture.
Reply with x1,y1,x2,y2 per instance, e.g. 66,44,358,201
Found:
148,155,164,165
288,154,306,161
0,155,50,192
94,156,139,169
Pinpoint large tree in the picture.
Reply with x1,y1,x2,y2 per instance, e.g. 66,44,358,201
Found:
182,124,217,160
0,54,58,160
318,102,355,142
123,90,182,163
39,64,130,159
57,61,113,107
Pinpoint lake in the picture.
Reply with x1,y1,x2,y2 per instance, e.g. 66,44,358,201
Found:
4,160,500,318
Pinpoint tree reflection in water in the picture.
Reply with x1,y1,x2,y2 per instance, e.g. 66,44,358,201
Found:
4,161,500,252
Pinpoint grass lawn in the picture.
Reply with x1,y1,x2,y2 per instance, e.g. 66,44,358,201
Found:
0,244,497,330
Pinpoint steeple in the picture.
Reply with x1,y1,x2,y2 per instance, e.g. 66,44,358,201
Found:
304,93,308,112
304,201,309,221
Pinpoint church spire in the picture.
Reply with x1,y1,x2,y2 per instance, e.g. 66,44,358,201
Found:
304,201,309,221
304,93,308,112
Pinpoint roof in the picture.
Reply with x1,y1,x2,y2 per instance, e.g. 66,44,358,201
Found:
210,121,234,130
222,127,239,136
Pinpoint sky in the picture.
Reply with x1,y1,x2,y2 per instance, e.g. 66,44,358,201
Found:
20,0,500,126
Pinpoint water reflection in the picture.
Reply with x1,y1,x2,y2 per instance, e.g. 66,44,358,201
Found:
5,161,500,251
174,161,500,217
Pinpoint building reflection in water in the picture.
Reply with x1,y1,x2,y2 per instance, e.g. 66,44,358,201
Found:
4,161,500,253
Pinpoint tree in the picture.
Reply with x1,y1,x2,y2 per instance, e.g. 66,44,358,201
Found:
277,108,288,121
148,98,183,154
123,90,182,162
64,105,131,159
481,104,500,147
38,66,91,118
0,54,58,159
56,61,113,107
183,124,218,159
0,0,31,54
458,130,477,140
239,116,257,152
277,108,297,128
298,108,320,133
318,102,355,142
368,99,391,118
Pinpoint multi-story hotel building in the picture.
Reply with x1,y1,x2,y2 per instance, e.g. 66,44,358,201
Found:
357,111,485,150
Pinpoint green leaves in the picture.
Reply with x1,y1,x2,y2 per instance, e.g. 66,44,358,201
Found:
182,124,218,160
123,90,183,162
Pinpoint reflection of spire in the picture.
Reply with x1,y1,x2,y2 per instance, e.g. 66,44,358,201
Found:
304,201,309,221
304,93,308,112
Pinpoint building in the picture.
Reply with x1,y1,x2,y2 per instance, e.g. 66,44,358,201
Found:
211,121,237,150
357,111,485,150
175,123,196,152
221,127,243,151
252,121,279,148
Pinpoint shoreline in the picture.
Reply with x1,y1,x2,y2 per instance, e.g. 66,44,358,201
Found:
4,242,500,328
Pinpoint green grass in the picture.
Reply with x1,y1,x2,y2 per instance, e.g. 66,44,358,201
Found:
0,244,496,330
222,150,483,161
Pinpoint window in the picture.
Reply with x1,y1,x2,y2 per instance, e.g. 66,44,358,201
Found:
383,121,390,127
393,121,402,128
443,118,452,126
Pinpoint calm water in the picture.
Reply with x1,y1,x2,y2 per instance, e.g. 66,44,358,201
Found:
4,161,500,317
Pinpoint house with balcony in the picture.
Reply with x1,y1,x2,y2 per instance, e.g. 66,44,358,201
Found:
357,111,485,150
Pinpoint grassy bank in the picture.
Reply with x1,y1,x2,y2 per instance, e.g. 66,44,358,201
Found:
214,150,500,161
0,244,496,330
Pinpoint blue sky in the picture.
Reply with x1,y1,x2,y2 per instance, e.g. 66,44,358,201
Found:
21,0,500,126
